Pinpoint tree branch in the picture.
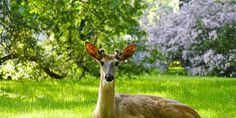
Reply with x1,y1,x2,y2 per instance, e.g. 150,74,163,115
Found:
27,56,65,79
0,54,64,79
0,53,18,64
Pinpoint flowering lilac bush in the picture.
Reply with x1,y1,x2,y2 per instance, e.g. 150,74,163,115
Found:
147,0,236,76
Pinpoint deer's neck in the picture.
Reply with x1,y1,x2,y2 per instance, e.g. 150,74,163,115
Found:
94,69,116,118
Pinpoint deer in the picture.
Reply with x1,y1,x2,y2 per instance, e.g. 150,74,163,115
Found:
85,42,200,118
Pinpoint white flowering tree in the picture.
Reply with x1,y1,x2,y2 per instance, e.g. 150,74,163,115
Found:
147,0,236,76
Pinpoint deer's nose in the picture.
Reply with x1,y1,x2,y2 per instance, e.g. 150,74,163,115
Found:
105,74,114,82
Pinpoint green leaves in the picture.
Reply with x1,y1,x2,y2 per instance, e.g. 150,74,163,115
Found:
0,0,146,79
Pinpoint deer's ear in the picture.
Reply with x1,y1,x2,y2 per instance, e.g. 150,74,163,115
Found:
85,42,103,60
119,44,137,61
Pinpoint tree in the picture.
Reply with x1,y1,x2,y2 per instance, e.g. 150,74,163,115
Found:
0,0,146,80
147,0,236,76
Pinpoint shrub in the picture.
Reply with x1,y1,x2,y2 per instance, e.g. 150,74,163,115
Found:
147,0,236,76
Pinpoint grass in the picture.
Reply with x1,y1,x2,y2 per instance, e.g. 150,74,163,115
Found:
0,74,236,118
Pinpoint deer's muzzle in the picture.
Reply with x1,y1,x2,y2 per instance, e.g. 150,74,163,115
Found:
105,74,114,82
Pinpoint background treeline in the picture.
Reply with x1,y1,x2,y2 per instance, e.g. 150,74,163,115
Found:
0,0,235,80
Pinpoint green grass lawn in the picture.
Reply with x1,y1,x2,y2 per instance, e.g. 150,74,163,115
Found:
0,74,236,118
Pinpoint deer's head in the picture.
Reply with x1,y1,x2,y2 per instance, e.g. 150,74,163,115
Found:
85,42,137,82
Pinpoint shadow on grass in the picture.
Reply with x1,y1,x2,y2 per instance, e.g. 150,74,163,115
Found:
0,79,98,114
116,77,236,117
0,76,236,117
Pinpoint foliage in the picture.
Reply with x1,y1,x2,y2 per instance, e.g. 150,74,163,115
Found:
0,0,146,79
147,0,236,76
1,75,236,117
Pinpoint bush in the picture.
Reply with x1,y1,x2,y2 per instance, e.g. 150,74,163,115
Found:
147,0,236,76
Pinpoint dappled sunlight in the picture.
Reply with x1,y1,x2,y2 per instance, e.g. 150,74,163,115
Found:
0,75,236,117
117,75,236,117
0,79,98,116
2,109,92,118
198,109,218,118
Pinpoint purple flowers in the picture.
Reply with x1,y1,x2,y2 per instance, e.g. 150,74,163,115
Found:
146,0,236,76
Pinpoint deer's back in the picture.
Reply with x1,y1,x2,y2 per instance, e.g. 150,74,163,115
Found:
115,94,200,118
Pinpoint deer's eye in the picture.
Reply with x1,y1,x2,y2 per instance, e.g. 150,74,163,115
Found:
114,61,119,66
100,61,104,66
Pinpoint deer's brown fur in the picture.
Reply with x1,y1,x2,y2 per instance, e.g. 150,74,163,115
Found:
85,42,200,118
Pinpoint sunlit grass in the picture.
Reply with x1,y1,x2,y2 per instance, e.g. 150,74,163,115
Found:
0,74,236,118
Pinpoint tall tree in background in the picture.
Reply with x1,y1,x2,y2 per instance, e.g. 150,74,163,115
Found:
0,0,146,80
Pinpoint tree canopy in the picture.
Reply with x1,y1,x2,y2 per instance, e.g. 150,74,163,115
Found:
0,0,146,80
1,0,235,79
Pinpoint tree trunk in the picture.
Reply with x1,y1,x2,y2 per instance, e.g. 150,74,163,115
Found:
0,54,64,79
